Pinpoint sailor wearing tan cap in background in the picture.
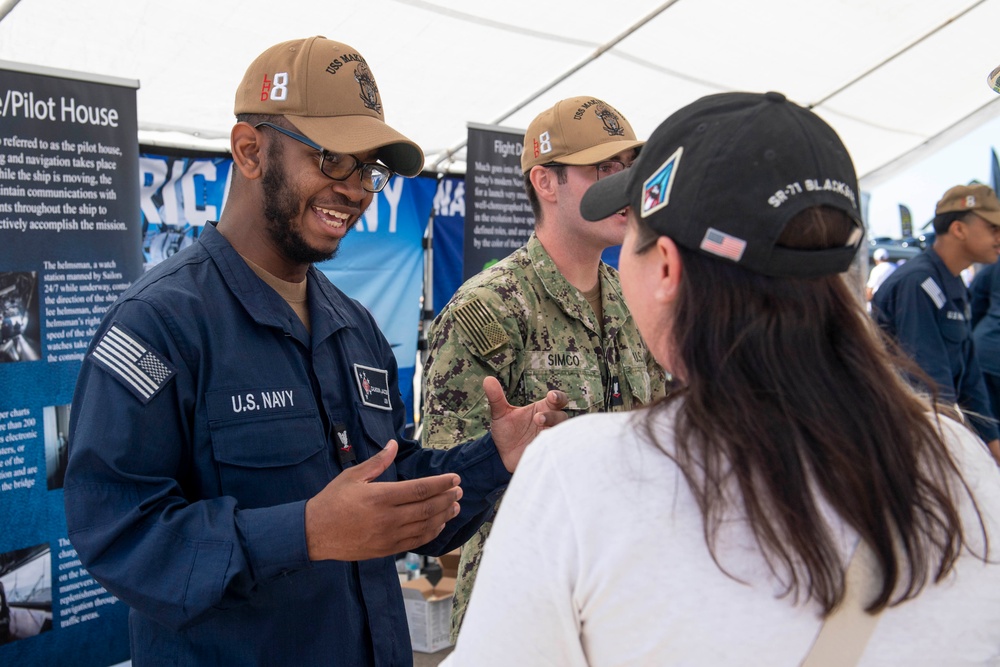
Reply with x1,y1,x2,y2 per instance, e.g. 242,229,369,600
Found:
63,36,570,666
873,183,1000,464
421,96,667,640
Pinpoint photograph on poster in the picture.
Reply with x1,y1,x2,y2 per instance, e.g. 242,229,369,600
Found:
0,543,52,646
0,272,41,363
43,405,70,491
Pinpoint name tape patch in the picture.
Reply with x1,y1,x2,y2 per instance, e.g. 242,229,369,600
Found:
354,364,392,411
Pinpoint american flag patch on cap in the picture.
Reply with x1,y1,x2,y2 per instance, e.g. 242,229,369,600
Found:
700,227,747,262
90,324,176,404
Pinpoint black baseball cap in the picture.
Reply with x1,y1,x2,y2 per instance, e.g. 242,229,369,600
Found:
580,91,864,278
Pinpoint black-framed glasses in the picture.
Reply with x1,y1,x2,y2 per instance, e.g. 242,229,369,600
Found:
254,122,394,193
542,159,628,180
593,160,627,180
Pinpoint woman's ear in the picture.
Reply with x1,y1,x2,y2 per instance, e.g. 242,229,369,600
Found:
653,235,683,304
231,123,263,180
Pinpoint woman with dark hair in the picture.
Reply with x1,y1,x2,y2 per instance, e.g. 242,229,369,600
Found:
443,93,1000,666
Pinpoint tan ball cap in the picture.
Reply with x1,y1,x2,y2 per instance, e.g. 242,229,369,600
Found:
521,96,643,173
935,184,1000,226
235,36,424,176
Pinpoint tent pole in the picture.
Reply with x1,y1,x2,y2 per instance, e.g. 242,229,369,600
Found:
810,0,987,108
426,0,682,171
413,172,445,441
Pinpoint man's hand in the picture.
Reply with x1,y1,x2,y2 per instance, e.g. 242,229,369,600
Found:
486,376,569,472
988,439,1000,466
304,440,463,561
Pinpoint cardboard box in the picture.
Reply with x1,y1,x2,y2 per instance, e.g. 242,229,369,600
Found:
401,576,456,653
437,548,460,579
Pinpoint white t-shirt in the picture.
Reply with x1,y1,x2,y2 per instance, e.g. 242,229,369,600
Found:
444,407,1000,666
867,261,896,293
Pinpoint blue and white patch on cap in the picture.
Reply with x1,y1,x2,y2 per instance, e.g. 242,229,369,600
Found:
642,147,683,218
90,323,176,404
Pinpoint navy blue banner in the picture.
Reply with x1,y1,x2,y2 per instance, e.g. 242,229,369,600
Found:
0,63,138,666
463,125,533,280
431,175,466,315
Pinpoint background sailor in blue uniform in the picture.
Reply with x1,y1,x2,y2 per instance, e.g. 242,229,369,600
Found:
971,261,1000,423
873,183,1000,464
63,37,568,667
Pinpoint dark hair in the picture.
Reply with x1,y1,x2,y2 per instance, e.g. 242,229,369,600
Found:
932,210,969,236
523,165,568,224
635,206,986,614
236,112,282,127
231,114,286,180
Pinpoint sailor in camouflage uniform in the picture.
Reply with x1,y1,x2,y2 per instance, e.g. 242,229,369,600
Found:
421,96,668,640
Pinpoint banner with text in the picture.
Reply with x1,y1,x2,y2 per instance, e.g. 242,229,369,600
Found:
140,153,233,270
463,124,532,280
0,63,139,665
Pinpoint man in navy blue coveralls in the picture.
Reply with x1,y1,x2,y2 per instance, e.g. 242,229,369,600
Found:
873,183,1000,465
64,37,569,666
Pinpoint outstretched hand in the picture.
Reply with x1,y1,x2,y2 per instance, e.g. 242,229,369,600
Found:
304,440,463,561
486,376,569,472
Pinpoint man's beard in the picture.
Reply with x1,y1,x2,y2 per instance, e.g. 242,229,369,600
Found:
261,144,344,265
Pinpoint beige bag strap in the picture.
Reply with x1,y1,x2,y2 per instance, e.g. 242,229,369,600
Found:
800,542,882,667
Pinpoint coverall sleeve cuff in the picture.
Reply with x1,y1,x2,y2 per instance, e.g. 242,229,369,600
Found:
237,500,310,580
460,433,513,499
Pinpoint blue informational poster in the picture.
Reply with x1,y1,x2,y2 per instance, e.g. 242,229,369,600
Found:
0,62,139,666
463,124,532,280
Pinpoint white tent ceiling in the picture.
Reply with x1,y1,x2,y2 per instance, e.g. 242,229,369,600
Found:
2,0,1000,191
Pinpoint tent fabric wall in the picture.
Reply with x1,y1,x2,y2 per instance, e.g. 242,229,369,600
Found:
3,0,1000,189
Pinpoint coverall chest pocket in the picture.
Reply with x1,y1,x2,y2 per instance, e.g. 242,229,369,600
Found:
523,367,603,415
621,362,653,406
939,314,968,344
356,408,400,480
208,388,329,508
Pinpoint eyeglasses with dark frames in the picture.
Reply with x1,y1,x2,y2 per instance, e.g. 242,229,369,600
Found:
254,122,394,193
541,160,629,180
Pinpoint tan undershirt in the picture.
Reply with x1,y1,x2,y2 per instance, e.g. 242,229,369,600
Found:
582,281,603,333
241,255,311,333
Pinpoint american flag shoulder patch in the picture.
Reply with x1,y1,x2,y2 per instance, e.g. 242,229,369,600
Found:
90,323,176,404
453,297,509,357
919,277,947,309
700,227,747,262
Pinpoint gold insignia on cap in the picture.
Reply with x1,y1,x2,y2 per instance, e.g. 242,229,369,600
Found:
454,298,509,356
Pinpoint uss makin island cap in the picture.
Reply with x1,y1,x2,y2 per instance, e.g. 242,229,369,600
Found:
580,91,864,278
235,36,424,176
521,95,644,173
935,183,1000,226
